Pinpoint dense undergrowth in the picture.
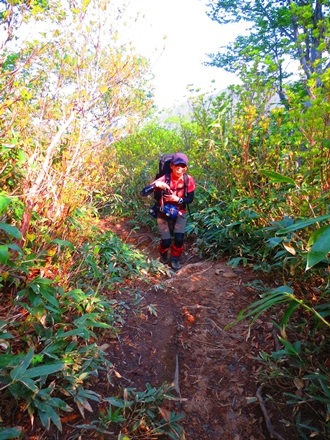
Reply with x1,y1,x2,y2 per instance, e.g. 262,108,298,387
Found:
0,215,185,439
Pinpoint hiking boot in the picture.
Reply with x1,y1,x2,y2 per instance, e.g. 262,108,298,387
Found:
170,257,181,271
159,252,168,264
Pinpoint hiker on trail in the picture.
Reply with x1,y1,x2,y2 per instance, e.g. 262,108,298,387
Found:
140,152,196,271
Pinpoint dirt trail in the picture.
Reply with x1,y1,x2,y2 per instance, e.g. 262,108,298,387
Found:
98,218,293,440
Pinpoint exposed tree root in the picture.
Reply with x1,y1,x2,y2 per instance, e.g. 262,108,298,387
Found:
176,261,209,275
272,328,282,351
256,385,286,440
209,318,234,339
174,354,180,395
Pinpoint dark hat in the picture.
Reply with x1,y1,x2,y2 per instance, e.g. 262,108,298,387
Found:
171,152,188,166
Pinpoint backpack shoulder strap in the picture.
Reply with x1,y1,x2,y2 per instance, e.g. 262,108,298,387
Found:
183,173,188,197
158,173,171,212
183,173,191,216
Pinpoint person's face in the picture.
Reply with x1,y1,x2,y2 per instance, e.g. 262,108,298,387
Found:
171,162,187,178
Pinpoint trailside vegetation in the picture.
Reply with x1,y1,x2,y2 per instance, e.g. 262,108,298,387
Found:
0,1,181,438
0,0,329,438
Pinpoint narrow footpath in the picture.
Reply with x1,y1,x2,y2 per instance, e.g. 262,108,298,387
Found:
96,218,295,440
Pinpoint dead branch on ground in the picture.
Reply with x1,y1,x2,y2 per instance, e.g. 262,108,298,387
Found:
256,385,286,440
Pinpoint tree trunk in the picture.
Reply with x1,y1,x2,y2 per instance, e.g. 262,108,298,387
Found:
20,111,76,244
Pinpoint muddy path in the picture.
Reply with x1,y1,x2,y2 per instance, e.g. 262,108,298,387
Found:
95,218,295,440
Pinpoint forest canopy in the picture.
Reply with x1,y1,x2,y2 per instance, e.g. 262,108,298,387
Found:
206,0,330,102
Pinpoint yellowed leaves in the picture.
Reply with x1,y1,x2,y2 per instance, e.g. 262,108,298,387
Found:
283,241,296,255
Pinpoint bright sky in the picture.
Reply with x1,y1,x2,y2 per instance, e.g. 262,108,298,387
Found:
125,0,242,109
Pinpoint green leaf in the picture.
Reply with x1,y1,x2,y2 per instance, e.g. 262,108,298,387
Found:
56,327,89,338
307,224,330,270
322,139,330,149
10,349,34,381
0,353,25,368
76,389,100,401
0,245,9,264
318,378,330,399
38,410,50,430
227,286,294,329
23,362,64,378
0,331,14,339
103,397,126,407
313,303,330,318
73,313,100,324
308,224,329,246
0,320,8,329
30,277,54,285
38,289,59,308
0,426,24,440
50,239,75,251
0,194,11,215
281,300,300,329
74,314,110,328
259,169,296,185
8,244,23,254
277,215,330,235
0,223,22,239
46,405,62,431
16,149,28,166
278,336,301,355
19,376,38,393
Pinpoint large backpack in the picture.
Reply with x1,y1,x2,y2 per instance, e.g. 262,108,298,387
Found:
155,153,189,199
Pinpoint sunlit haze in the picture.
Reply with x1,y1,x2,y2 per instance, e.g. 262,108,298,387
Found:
125,0,242,109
